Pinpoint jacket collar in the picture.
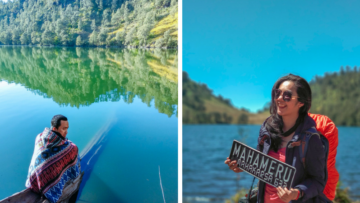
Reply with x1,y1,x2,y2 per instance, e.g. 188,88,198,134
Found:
260,114,316,142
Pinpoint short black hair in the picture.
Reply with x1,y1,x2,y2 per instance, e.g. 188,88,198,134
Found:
51,115,68,129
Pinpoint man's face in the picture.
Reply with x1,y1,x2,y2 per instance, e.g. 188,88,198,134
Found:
53,120,69,138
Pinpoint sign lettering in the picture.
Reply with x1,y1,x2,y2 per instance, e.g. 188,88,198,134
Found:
229,140,296,188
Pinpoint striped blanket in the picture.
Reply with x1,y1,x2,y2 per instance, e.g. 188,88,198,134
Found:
26,128,81,203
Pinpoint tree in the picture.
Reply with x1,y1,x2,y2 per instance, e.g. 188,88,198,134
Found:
115,31,123,45
41,29,53,45
123,2,129,23
89,30,98,45
59,30,69,45
111,0,118,11
163,30,171,45
111,9,122,26
237,113,249,124
106,34,112,46
170,5,177,16
163,0,170,7
170,0,177,6
20,33,30,44
31,31,38,44
125,26,136,45
76,35,83,46
155,0,163,7
155,38,164,48
97,27,107,45
91,19,96,31
84,0,93,8
0,31,12,44
78,19,83,30
12,28,21,45
99,0,104,10
137,23,151,46
102,9,111,25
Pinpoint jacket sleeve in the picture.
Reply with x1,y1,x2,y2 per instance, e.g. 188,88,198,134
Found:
294,134,326,201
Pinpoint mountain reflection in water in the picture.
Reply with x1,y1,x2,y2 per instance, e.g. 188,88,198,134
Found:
0,46,178,117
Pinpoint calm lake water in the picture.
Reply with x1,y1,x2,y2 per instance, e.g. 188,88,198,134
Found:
0,46,178,203
183,125,360,203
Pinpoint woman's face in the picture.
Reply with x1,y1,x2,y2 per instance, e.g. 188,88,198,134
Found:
275,81,304,117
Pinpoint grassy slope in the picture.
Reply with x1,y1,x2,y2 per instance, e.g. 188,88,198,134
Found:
183,71,270,124
149,12,178,42
203,97,270,124
183,90,269,124
108,11,178,46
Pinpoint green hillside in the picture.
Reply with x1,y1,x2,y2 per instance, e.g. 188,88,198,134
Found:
0,0,177,47
184,66,360,126
183,71,270,124
310,66,360,126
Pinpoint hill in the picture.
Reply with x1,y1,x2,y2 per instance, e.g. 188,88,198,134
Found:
184,66,360,126
310,66,360,126
0,0,178,47
183,71,270,124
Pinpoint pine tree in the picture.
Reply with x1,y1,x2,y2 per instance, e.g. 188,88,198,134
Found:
31,31,38,44
91,19,96,31
42,29,53,45
125,27,136,45
115,31,122,45
111,0,117,11
12,28,21,45
76,35,83,46
89,30,98,45
78,18,83,30
97,27,107,45
20,33,30,44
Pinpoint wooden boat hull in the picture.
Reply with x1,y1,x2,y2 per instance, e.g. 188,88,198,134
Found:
0,172,84,203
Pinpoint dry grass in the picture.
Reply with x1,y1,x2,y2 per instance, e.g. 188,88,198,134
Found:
150,12,178,42
147,60,178,83
108,26,124,35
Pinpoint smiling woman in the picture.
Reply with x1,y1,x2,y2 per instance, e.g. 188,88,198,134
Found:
225,74,332,203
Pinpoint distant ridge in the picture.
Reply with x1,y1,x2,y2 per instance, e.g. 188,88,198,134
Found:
183,71,269,124
310,66,360,126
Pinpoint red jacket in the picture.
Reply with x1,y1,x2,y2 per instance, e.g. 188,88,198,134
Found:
309,113,339,200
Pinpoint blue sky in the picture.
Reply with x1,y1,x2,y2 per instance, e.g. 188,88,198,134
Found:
183,0,360,112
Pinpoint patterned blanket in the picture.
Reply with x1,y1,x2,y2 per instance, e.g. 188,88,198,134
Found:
26,128,81,203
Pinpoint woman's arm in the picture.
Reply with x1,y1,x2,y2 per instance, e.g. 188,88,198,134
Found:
294,134,326,201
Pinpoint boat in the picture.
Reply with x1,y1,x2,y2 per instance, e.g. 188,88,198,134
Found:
0,172,84,203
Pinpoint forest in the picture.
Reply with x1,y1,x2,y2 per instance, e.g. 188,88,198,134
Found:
310,66,360,126
183,67,360,126
0,0,177,47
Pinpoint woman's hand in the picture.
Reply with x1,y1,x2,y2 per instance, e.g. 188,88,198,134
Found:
276,187,299,202
224,157,243,173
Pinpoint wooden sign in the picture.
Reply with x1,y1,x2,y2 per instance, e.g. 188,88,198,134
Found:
229,140,296,189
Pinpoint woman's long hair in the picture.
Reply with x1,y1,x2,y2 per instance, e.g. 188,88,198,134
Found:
266,74,312,152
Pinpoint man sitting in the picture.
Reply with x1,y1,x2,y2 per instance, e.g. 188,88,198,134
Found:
26,115,81,203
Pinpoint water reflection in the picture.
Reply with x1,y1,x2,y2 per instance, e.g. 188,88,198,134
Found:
0,47,178,117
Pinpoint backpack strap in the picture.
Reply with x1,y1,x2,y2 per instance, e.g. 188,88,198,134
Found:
298,127,320,169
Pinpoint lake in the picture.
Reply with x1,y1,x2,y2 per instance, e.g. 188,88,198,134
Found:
0,46,178,203
183,125,360,203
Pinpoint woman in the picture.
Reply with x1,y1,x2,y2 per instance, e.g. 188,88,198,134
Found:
225,74,328,203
